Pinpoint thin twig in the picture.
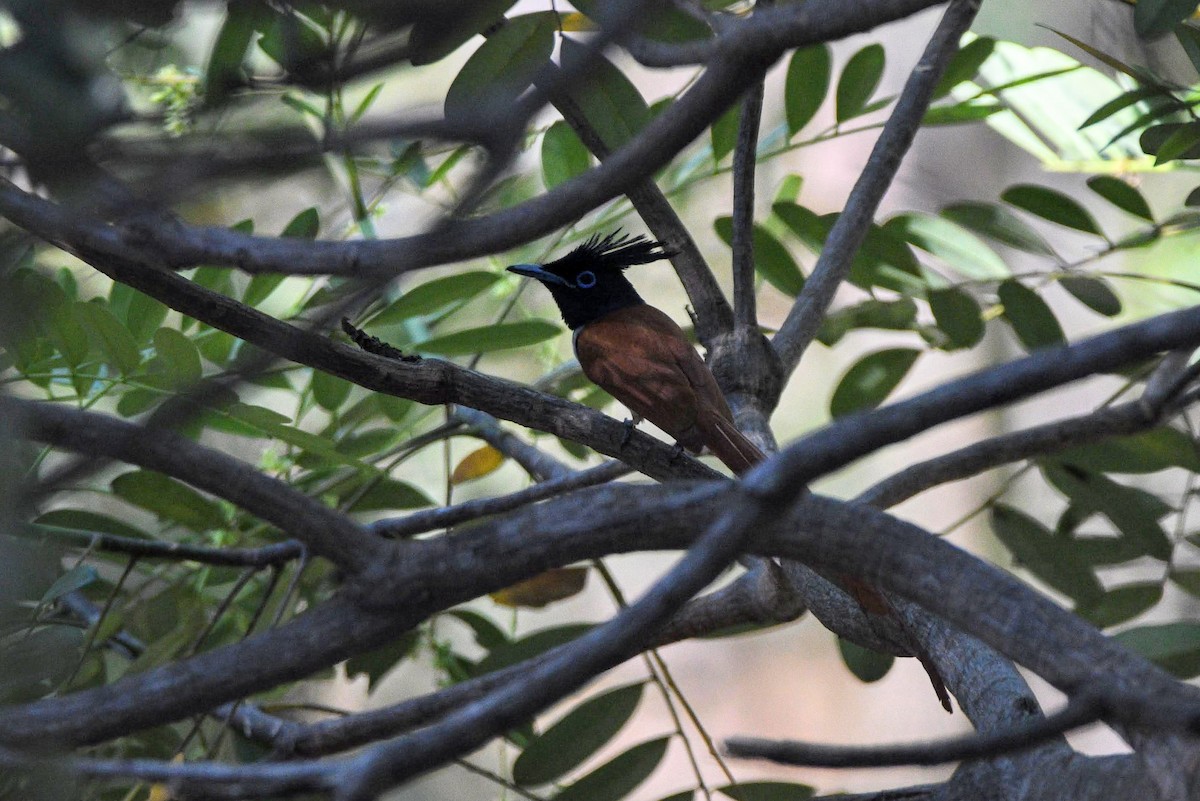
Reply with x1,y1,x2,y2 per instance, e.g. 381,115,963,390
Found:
730,76,765,330
370,461,632,539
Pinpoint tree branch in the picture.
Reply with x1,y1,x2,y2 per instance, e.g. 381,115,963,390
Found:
858,399,1163,509
0,0,947,280
369,461,632,540
4,397,376,572
731,79,764,330
28,524,305,568
336,490,769,799
772,0,979,373
0,199,718,481
725,692,1104,768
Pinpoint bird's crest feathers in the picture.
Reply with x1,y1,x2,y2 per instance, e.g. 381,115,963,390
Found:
549,230,673,273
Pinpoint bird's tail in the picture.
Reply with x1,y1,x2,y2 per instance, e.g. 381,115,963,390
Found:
699,412,766,476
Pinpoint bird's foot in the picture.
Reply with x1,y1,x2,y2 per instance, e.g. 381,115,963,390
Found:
619,417,640,448
669,442,688,463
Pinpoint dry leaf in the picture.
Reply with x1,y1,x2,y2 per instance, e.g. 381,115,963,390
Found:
491,567,589,608
451,445,505,484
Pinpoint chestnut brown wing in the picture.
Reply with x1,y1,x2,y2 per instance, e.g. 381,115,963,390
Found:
574,306,726,450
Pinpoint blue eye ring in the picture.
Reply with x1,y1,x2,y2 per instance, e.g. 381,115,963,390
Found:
576,270,597,288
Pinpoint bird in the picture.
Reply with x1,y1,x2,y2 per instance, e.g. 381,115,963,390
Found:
507,231,765,474
509,230,953,712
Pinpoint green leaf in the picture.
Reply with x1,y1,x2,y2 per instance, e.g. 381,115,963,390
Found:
75,302,142,375
473,623,592,675
1114,623,1200,678
116,388,163,417
719,782,814,801
1059,276,1121,317
991,504,1104,603
282,207,320,239
1057,427,1200,474
889,212,1011,280
922,102,1002,126
336,428,400,459
407,0,517,66
0,627,83,702
1076,582,1162,628
1148,122,1200,165
1045,27,1148,83
34,510,151,542
928,287,984,349
345,630,419,690
1079,86,1163,129
774,175,803,205
774,203,923,292
713,218,805,296
152,328,202,386
572,0,712,43
1001,185,1104,237
426,145,471,187
830,349,919,418
543,120,592,189
785,45,832,135
816,299,917,347
1086,176,1154,221
997,280,1064,351
560,37,650,150
39,565,99,604
48,302,89,367
257,10,326,70
343,477,434,512
1169,569,1200,596
711,104,739,164
414,321,560,356
371,272,501,326
1041,462,1173,560
311,370,352,412
125,291,170,344
210,403,365,468
513,683,644,785
1134,0,1199,38
204,1,260,103
1176,24,1200,77
445,12,555,118
554,737,669,801
111,470,226,531
932,36,995,99
243,273,286,308
939,201,1055,256
838,638,894,683
448,609,510,651
836,44,885,122
350,82,384,125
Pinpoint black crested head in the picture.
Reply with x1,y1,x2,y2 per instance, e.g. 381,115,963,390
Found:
507,231,674,330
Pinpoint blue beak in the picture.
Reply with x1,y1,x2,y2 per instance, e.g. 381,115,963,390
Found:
507,263,573,288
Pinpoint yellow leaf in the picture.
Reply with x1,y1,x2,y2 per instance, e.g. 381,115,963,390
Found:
559,12,594,31
147,755,184,801
451,445,506,484
491,567,589,608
